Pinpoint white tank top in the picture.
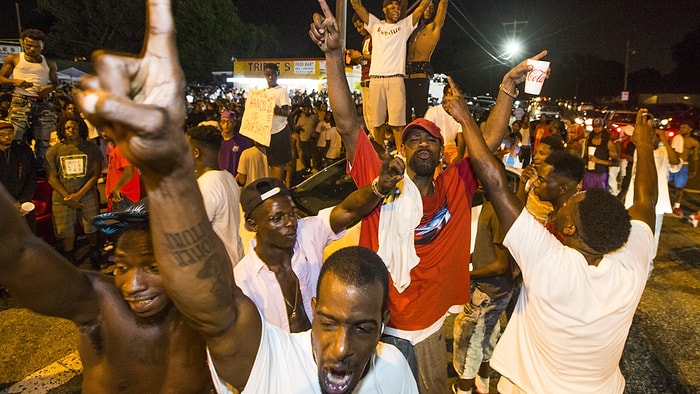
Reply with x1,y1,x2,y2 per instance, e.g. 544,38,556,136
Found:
13,53,50,96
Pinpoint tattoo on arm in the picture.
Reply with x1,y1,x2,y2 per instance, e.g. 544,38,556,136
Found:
164,221,231,308
165,222,214,267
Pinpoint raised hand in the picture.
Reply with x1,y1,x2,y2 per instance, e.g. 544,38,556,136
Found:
310,0,342,53
632,108,655,148
377,155,406,195
73,0,187,177
442,76,475,126
503,50,549,86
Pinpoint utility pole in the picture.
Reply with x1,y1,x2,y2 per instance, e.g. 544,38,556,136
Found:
622,40,635,103
502,20,528,38
337,0,346,49
623,40,636,91
15,2,23,50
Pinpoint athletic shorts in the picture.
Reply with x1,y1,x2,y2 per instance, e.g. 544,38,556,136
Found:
268,124,292,166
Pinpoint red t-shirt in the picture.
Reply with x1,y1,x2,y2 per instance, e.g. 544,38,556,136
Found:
349,130,478,330
106,145,141,205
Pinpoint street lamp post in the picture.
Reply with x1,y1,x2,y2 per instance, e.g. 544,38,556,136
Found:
623,40,636,92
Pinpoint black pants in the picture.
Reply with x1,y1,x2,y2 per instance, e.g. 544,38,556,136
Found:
405,77,430,121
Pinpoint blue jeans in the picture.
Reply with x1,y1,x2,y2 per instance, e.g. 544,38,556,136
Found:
453,286,513,379
9,95,55,172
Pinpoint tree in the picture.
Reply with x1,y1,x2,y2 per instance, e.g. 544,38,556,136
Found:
173,0,280,82
37,0,146,59
36,0,280,83
669,23,700,93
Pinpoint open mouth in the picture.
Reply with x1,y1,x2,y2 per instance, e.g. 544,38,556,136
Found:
321,367,353,394
127,296,158,314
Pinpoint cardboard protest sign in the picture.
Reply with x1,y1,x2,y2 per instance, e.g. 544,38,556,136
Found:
239,89,276,146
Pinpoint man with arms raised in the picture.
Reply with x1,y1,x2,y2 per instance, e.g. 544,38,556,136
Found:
69,1,417,392
311,2,545,391
444,70,657,392
405,0,448,121
350,0,432,149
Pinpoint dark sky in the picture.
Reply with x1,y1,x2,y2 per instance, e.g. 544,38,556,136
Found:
233,0,700,74
3,0,699,75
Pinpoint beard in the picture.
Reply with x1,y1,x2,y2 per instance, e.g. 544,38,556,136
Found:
409,154,438,177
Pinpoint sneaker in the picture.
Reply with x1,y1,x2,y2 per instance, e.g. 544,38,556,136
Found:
672,207,683,217
690,214,699,228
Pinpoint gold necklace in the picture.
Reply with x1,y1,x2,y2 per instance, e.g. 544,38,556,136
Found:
283,276,299,319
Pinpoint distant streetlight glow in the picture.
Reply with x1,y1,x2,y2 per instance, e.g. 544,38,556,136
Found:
503,39,522,60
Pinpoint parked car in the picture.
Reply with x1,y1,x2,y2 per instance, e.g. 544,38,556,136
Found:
533,103,563,119
604,109,637,135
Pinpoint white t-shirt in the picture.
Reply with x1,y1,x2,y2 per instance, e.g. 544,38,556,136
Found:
208,318,418,394
492,211,653,393
424,104,462,147
237,146,269,186
234,208,343,332
366,14,417,76
266,85,290,134
325,127,342,160
623,145,672,214
197,170,244,266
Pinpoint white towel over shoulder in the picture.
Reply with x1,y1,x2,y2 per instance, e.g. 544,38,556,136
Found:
377,173,422,293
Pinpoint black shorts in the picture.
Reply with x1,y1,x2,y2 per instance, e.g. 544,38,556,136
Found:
268,124,292,166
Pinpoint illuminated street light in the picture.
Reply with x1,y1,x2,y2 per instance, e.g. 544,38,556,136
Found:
503,39,522,60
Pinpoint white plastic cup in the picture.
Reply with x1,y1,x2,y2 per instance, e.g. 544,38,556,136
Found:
20,201,35,214
524,59,550,95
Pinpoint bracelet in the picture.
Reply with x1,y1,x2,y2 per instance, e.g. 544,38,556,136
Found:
499,83,519,99
371,177,389,199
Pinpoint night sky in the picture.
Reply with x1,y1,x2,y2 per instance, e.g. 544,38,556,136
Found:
3,0,699,74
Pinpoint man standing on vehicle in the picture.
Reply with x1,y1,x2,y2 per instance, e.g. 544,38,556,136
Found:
0,29,58,176
405,0,448,121
350,0,432,149
347,13,373,133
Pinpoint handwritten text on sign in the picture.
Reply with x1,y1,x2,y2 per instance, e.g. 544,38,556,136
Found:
239,89,276,146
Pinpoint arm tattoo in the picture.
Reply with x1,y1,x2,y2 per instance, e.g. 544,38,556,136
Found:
164,222,215,267
164,221,230,307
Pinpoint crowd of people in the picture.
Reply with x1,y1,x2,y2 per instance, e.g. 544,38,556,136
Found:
0,0,696,393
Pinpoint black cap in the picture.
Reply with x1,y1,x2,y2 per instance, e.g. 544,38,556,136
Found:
240,178,290,219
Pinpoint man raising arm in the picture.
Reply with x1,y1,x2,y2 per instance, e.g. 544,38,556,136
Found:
446,66,658,392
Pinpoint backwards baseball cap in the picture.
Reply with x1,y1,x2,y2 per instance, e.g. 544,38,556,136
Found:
401,118,443,144
240,178,291,219
592,118,604,127
383,0,400,7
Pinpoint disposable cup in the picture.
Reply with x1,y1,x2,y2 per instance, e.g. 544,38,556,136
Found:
21,201,35,213
524,59,550,95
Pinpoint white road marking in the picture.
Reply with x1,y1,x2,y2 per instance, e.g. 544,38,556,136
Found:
1,351,82,394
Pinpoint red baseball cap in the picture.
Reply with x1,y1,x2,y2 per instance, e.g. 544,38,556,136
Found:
401,118,443,144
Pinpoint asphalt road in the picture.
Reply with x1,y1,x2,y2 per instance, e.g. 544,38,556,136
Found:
1,198,698,393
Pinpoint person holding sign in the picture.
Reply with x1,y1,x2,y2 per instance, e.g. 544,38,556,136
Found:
45,115,103,266
264,63,292,181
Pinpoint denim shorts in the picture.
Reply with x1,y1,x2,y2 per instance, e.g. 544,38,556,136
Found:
453,286,512,379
